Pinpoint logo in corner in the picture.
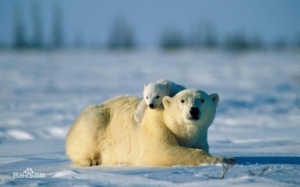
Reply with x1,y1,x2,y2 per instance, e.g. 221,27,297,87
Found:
13,168,46,179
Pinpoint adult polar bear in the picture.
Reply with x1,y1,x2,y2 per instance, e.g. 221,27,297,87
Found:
66,89,233,166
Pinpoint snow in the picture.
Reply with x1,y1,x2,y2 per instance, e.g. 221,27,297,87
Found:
6,130,34,141
0,49,300,186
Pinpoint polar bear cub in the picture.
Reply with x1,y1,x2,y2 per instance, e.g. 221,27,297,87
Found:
134,79,185,122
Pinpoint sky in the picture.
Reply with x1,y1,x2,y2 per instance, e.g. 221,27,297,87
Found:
0,0,299,48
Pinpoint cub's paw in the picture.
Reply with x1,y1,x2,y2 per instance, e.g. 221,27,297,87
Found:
134,114,144,123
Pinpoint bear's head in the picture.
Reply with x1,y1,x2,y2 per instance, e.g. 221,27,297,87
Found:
143,82,170,109
162,89,219,146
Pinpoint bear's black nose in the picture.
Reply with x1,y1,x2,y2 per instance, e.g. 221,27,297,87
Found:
149,104,155,109
189,107,199,117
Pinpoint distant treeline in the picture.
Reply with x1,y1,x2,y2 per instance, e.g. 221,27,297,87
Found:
1,1,300,51
159,24,300,51
11,1,63,50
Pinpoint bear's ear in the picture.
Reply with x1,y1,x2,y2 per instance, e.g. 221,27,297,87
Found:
144,84,148,88
162,96,172,109
210,93,219,107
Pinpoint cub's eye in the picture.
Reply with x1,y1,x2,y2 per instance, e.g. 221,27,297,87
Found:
146,97,149,99
156,96,160,99
201,99,205,103
181,100,185,103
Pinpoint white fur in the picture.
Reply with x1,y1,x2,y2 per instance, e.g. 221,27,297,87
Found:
134,79,185,123
162,89,219,153
65,89,229,167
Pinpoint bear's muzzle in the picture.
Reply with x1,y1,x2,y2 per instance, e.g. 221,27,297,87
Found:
189,107,200,120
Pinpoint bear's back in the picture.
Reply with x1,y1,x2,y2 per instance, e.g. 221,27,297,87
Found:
97,95,143,164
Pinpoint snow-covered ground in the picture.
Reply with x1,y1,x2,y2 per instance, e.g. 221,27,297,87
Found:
0,50,299,186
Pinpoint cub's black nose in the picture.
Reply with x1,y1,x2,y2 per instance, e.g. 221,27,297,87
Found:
149,104,155,109
189,107,199,117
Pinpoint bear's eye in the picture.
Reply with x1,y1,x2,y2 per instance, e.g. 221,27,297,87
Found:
146,97,149,99
201,99,205,103
156,96,160,99
181,100,185,103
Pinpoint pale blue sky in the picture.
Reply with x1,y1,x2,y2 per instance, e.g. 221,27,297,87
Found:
0,0,299,47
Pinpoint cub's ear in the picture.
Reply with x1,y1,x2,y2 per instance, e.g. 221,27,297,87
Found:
164,82,170,89
210,93,219,107
162,96,172,109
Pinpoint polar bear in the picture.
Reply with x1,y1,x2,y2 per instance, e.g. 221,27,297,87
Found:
134,79,185,122
66,89,234,166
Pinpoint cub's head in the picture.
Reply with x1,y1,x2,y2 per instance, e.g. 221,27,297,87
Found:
162,89,219,130
143,82,170,109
